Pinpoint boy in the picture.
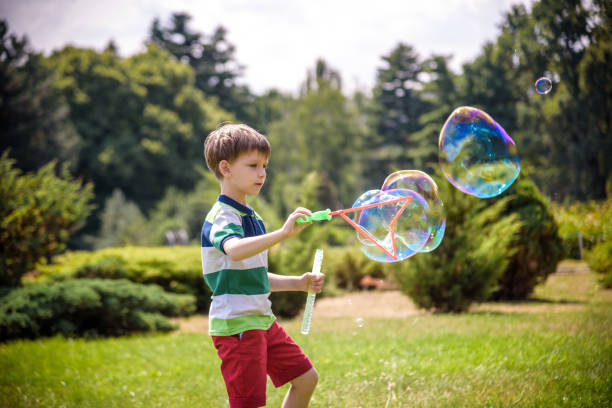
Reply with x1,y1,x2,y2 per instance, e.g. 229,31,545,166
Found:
202,123,325,408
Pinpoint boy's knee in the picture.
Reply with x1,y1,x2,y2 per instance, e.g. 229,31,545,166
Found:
294,367,318,390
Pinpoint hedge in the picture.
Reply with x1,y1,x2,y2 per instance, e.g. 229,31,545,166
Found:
0,279,196,341
35,246,211,312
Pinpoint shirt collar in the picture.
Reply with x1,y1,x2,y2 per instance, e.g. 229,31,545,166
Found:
218,194,253,216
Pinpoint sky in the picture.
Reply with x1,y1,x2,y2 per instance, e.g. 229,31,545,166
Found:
1,0,533,95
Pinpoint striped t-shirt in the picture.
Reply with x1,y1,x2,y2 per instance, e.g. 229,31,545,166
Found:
201,194,275,336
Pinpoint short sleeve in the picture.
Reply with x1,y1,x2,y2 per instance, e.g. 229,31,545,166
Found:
209,207,244,253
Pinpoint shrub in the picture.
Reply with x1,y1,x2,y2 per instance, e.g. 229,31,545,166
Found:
74,256,128,279
586,241,612,288
0,279,196,341
36,246,212,312
324,246,390,291
489,173,564,300
553,198,612,258
394,172,522,313
0,152,93,286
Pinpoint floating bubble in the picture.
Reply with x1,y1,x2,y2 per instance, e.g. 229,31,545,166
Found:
535,77,552,94
350,189,430,262
355,317,365,328
438,106,520,198
382,170,445,252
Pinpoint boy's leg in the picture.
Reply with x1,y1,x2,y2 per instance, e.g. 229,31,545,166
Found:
212,332,268,408
281,367,318,408
266,322,317,407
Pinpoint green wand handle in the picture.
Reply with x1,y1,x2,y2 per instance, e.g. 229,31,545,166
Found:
296,209,332,224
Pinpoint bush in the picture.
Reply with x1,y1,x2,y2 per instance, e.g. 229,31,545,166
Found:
586,241,612,288
36,246,212,312
394,172,522,313
0,152,94,286
324,246,390,291
553,198,612,258
489,174,564,300
0,279,196,341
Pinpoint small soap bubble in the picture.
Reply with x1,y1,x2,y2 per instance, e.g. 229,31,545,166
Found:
535,77,552,94
355,317,365,328
438,106,520,198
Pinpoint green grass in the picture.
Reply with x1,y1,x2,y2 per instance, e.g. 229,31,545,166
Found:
2,269,611,407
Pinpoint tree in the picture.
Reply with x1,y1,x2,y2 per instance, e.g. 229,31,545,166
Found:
90,189,149,249
0,152,94,287
0,20,79,173
369,44,432,184
495,0,611,201
44,44,230,236
266,59,367,214
149,12,254,121
410,55,458,172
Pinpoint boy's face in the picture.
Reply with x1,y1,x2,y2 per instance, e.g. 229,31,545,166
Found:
221,150,269,198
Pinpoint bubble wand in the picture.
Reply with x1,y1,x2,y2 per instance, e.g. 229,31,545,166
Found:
301,249,324,335
296,195,413,261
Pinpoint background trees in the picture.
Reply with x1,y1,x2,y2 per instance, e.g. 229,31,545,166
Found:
0,0,610,310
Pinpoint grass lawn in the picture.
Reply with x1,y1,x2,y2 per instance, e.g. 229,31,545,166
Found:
1,265,611,407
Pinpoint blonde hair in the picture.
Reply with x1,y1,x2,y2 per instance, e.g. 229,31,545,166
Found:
204,123,271,179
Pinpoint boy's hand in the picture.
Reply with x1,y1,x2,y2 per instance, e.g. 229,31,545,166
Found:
281,207,312,238
301,271,325,293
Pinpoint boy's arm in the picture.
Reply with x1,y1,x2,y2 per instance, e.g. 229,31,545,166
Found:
268,272,325,293
223,207,311,261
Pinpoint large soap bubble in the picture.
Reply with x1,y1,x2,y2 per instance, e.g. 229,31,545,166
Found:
438,106,520,198
350,189,430,263
382,170,445,252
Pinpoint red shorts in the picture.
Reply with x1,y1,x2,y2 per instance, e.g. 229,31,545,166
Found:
212,321,313,408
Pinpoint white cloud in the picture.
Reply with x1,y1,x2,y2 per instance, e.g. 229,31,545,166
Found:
0,0,534,94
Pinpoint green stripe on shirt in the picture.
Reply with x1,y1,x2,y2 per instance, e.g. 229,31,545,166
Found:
209,314,276,336
204,267,270,295
211,223,243,251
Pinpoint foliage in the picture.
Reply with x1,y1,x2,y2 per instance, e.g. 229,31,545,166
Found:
43,42,231,239
266,60,368,214
0,152,94,287
324,246,390,292
496,0,611,201
90,189,150,249
149,12,254,122
489,173,564,300
143,171,221,245
369,44,435,182
552,198,612,258
0,279,195,341
0,20,80,173
35,246,211,312
586,240,612,288
267,171,352,317
394,172,522,312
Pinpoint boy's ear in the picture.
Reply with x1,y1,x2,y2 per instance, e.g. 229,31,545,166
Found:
219,160,231,177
